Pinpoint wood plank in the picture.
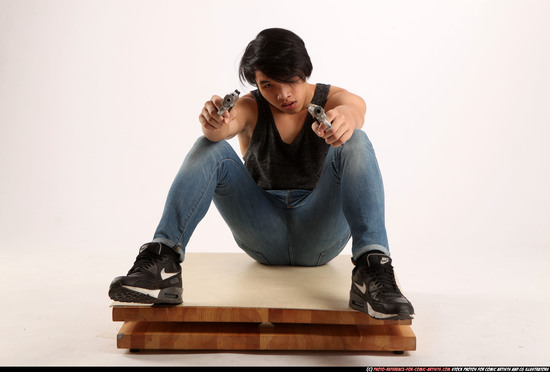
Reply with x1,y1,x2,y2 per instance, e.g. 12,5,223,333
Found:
117,321,416,352
112,305,412,326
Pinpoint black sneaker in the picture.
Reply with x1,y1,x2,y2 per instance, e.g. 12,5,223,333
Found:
108,242,183,304
349,252,414,320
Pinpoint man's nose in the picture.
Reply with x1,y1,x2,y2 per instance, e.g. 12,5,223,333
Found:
277,87,291,100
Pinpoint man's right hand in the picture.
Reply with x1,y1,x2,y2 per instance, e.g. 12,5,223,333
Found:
199,95,233,132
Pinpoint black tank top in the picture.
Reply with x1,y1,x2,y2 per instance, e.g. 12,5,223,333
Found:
244,83,331,190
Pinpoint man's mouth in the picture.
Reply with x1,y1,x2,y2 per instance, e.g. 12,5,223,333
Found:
281,101,297,110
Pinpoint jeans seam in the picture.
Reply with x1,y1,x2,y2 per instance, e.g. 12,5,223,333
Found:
287,207,294,265
176,157,239,245
323,158,341,185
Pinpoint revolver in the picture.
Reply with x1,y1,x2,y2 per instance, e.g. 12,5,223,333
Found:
217,89,241,116
307,103,332,130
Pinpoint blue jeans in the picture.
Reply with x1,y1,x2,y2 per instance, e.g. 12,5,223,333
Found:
152,129,389,266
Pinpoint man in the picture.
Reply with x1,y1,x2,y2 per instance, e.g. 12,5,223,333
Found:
108,28,414,320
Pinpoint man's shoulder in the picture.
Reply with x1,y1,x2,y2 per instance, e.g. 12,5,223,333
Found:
326,85,346,96
239,93,259,111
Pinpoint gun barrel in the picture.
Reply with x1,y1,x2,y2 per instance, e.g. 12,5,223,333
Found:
307,103,332,130
218,89,241,116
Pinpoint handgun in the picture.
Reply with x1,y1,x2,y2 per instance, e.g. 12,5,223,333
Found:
307,103,332,130
217,89,241,116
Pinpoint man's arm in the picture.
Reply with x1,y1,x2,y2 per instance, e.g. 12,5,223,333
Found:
313,87,367,147
199,93,257,142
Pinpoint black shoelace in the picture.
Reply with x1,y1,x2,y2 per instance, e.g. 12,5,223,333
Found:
369,264,401,295
128,249,162,275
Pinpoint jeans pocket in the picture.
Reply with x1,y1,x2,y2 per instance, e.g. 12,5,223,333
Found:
315,230,352,266
232,235,271,265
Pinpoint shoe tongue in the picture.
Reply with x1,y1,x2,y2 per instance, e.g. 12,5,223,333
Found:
368,253,392,267
130,244,162,275
139,242,162,255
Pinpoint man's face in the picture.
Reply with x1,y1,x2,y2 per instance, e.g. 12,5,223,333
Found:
255,71,310,114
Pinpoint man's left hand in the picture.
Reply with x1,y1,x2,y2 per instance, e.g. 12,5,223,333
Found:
312,108,355,147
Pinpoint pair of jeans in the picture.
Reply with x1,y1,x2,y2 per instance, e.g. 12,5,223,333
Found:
152,129,389,266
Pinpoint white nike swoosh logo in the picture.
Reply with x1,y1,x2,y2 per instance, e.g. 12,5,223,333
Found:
354,281,367,294
160,268,179,281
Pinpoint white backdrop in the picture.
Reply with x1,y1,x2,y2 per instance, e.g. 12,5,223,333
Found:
1,0,549,290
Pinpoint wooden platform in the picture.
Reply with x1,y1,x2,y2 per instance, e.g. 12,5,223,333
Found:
112,253,416,353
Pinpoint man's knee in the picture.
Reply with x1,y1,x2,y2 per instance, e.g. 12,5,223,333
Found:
339,130,374,158
346,129,370,147
192,136,232,152
187,136,235,162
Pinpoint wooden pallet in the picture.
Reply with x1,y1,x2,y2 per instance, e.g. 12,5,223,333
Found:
112,253,416,353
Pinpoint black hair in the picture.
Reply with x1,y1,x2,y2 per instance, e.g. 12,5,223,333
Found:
239,28,313,87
